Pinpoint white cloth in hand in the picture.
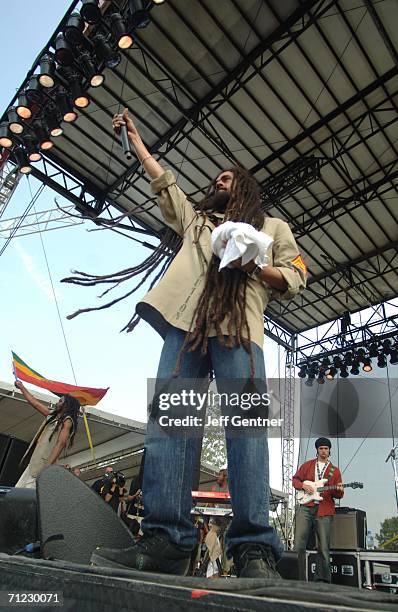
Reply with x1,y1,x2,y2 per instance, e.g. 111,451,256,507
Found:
211,221,273,271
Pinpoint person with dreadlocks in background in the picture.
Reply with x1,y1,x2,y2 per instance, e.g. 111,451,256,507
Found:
14,380,80,489
67,108,306,578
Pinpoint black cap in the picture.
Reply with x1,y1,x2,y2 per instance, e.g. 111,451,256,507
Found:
315,437,331,449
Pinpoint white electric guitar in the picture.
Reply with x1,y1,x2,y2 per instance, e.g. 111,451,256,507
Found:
297,480,363,505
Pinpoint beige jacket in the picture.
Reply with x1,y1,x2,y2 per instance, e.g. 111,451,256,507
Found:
137,170,306,348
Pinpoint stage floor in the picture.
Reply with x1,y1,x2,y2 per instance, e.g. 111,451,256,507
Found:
1,553,397,612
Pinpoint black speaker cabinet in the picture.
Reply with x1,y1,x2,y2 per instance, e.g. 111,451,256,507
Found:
0,437,29,486
330,508,367,550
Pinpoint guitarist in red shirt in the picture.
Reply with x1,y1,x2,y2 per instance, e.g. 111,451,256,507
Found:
292,438,344,582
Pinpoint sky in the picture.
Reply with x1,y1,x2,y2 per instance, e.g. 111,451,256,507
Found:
0,1,397,533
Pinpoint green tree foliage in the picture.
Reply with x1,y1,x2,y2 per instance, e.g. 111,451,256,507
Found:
376,516,398,551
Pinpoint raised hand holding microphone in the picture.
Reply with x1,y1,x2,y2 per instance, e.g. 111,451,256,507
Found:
112,108,164,180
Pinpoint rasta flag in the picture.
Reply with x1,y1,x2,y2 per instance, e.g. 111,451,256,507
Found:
12,352,108,407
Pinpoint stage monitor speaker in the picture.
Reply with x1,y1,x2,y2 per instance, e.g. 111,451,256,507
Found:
0,437,29,486
0,486,38,554
330,508,367,550
278,551,299,580
37,465,134,563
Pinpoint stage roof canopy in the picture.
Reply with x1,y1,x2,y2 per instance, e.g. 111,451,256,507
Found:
2,0,398,338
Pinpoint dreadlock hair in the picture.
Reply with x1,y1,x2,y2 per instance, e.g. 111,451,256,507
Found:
49,394,80,449
174,166,264,379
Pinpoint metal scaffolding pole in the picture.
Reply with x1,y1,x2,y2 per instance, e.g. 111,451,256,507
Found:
281,334,297,549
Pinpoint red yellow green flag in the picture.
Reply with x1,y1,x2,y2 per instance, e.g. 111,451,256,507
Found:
12,352,108,407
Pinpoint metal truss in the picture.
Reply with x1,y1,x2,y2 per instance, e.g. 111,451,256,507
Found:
105,0,336,197
261,156,320,208
0,158,20,219
295,302,398,363
280,346,296,549
264,315,294,350
0,205,83,241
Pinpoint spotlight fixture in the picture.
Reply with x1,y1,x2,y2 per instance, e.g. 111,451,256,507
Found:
55,88,78,122
69,75,90,108
326,366,337,380
33,122,54,150
356,348,366,362
39,54,56,88
340,365,349,378
321,357,330,369
298,365,307,379
109,12,134,49
305,377,314,387
55,33,74,66
77,49,104,87
382,339,392,355
0,122,13,148
307,363,318,381
44,105,63,137
16,92,32,119
128,0,151,28
92,33,121,68
152,0,165,4
368,342,379,358
377,354,387,368
64,12,85,45
25,76,44,106
350,361,360,376
23,132,42,162
13,147,32,174
317,371,325,384
7,107,24,134
80,0,102,25
362,357,372,373
390,347,398,365
344,351,353,366
333,355,342,368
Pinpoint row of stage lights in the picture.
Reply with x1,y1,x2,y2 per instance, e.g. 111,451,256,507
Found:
298,338,398,385
0,0,165,174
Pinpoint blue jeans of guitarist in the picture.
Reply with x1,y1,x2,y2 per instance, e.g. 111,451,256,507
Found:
294,505,332,582
141,326,283,561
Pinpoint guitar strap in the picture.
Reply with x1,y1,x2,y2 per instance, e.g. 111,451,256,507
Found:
326,463,335,481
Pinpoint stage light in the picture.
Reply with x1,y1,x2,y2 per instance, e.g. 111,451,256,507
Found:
298,365,307,379
44,105,63,137
382,339,392,354
368,342,379,358
16,93,32,119
362,357,372,373
33,122,54,150
55,88,78,122
356,348,366,362
39,54,56,88
25,76,44,106
23,132,42,162
109,12,134,49
307,363,318,381
350,361,360,375
64,12,85,45
344,351,353,366
152,0,165,4
55,33,74,66
317,371,325,384
13,147,32,174
7,107,24,134
377,354,387,368
80,0,102,25
0,122,13,148
326,366,337,380
92,33,121,69
340,365,349,378
77,49,104,87
305,377,314,387
390,347,398,365
333,355,342,368
321,357,330,369
129,0,151,28
70,77,90,108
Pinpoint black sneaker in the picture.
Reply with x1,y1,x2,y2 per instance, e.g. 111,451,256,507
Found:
233,543,281,579
91,531,191,575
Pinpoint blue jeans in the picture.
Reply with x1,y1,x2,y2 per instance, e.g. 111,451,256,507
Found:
141,326,283,560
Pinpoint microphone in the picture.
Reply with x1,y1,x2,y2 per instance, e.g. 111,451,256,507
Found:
120,124,132,160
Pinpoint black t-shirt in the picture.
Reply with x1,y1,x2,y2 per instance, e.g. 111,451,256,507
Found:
91,478,104,495
101,479,126,512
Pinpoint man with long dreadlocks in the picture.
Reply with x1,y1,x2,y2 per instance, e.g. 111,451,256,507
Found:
14,380,80,489
80,108,306,578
